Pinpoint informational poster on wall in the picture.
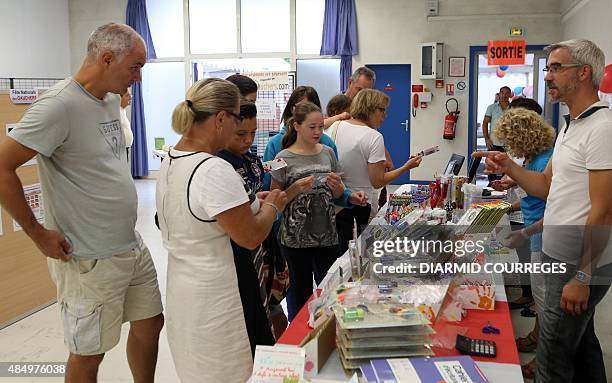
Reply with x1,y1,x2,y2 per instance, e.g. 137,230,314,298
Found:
5,124,37,166
13,184,43,232
241,71,290,92
9,89,38,104
256,99,277,119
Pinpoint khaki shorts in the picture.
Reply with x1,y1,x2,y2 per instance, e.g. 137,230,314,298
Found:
48,235,163,356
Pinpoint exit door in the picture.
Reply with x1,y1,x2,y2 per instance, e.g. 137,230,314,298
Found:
367,64,412,184
468,45,559,185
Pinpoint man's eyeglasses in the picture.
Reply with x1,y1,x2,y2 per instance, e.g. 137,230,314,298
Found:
376,107,387,114
224,110,244,123
543,63,583,73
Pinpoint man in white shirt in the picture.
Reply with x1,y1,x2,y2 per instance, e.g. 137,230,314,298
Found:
475,39,612,383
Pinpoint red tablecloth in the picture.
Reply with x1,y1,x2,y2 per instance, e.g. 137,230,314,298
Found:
278,298,520,365
432,301,519,365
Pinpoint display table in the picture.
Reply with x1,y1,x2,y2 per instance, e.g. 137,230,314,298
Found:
279,272,522,382
278,234,524,382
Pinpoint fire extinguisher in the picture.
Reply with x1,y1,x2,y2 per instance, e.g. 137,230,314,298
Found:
443,98,460,140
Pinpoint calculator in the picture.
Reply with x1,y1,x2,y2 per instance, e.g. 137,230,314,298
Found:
455,335,497,358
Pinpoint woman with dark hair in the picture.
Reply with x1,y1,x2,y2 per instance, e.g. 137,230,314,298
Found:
226,74,258,102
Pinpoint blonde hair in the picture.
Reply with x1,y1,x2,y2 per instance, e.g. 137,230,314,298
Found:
493,108,555,162
350,89,389,121
171,78,240,135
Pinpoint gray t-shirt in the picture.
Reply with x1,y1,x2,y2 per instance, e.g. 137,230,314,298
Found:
272,146,339,248
9,78,138,259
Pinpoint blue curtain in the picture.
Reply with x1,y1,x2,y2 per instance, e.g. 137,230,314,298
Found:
320,0,358,92
126,0,157,177
193,62,199,82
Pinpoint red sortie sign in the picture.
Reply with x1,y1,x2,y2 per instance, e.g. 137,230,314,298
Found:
488,40,526,65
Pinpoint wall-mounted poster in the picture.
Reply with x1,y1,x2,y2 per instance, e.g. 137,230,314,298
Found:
13,184,43,232
448,57,466,77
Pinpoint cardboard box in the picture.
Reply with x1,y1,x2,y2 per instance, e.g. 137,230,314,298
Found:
300,316,336,378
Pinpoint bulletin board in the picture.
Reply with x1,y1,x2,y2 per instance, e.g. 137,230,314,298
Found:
0,92,56,329
251,71,295,158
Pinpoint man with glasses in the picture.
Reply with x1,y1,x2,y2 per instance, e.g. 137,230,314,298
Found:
475,38,612,383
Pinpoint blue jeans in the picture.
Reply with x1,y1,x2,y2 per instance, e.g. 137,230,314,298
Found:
536,254,611,383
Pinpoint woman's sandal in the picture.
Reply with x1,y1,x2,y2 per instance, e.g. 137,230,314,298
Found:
516,331,538,352
521,357,537,379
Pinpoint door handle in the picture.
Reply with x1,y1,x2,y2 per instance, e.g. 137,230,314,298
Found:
400,120,409,131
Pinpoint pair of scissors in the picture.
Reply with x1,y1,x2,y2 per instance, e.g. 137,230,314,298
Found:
482,321,500,334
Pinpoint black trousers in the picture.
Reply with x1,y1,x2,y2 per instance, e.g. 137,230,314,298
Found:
510,221,533,298
487,144,505,183
233,247,275,356
280,244,340,321
336,204,372,255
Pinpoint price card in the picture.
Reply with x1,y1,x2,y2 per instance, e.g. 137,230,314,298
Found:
251,345,305,383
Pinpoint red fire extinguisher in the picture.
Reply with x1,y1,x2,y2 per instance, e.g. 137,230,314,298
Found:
444,98,460,140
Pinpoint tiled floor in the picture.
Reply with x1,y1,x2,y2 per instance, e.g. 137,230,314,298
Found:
0,179,610,382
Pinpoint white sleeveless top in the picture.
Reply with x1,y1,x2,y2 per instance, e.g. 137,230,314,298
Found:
156,149,254,383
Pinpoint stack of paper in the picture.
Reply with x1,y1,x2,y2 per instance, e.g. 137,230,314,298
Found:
332,304,435,371
456,200,512,234
360,356,489,383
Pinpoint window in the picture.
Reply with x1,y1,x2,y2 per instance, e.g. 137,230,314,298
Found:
142,0,336,162
241,0,290,53
296,58,340,108
147,0,184,57
189,0,237,54
296,0,325,55
142,62,185,171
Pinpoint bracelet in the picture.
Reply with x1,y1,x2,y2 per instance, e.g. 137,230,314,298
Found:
263,202,279,215
520,228,530,239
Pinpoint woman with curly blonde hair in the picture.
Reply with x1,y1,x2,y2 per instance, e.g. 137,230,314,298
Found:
493,107,555,163
493,103,555,379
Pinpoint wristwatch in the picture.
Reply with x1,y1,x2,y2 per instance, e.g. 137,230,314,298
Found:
574,270,592,285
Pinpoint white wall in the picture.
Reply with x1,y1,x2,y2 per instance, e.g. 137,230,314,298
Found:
353,0,562,180
561,0,612,64
0,0,70,78
69,0,128,72
66,0,564,179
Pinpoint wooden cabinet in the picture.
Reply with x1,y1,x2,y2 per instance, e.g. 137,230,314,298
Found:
0,93,55,328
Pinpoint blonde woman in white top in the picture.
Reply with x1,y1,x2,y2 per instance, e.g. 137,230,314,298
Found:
326,89,422,253
156,78,287,383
